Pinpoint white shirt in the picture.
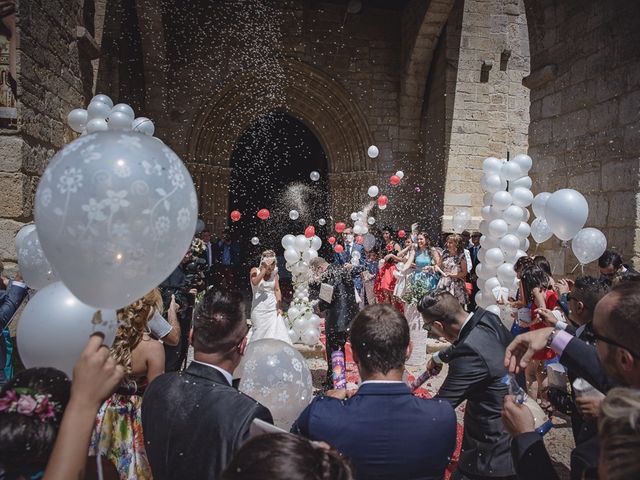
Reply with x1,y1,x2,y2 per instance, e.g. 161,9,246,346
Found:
191,360,233,386
360,380,404,386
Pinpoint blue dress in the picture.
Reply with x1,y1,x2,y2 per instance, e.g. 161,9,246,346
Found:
405,249,439,303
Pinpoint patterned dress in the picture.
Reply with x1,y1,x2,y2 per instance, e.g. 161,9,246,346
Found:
438,251,469,306
89,385,152,480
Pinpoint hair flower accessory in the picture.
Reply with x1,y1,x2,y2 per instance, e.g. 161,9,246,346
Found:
0,387,60,421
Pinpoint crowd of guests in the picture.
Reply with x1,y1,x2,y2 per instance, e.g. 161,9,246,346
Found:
1,220,640,479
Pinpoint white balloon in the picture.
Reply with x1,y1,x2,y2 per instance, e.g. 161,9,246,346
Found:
477,263,496,280
520,237,530,252
293,316,308,335
294,235,309,252
484,248,505,268
477,247,487,264
474,291,484,308
452,209,471,233
17,228,59,289
288,306,301,321
509,221,531,240
110,103,135,120
510,176,532,190
281,234,296,249
367,185,379,197
350,212,358,221
15,224,36,248
308,314,321,328
67,108,88,133
501,161,523,181
492,191,513,210
497,262,517,285
532,192,551,218
17,282,118,377
288,328,299,343
310,235,322,251
238,339,313,429
483,192,493,206
511,187,534,208
85,118,108,133
378,204,387,211
512,154,533,174
545,189,589,241
318,218,326,226
482,156,503,173
34,132,197,309
310,171,320,181
301,327,321,346
284,247,300,264
87,100,111,120
499,234,520,258
522,208,531,222
132,117,155,136
478,220,489,236
251,237,260,246
367,145,379,158
289,210,300,220
302,249,318,263
481,173,506,193
395,170,404,179
488,219,509,238
107,111,133,130
480,234,499,250
91,94,114,108
486,304,501,316
484,276,501,292
571,228,607,265
530,217,553,244
481,206,492,221
503,205,524,225
367,216,376,225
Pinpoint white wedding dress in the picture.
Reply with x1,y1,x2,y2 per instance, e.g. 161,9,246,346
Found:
250,273,292,345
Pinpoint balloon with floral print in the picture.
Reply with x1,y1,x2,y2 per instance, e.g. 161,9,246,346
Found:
34,131,198,309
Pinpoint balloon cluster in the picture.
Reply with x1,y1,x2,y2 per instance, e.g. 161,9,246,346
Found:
476,155,534,312
67,94,155,137
531,189,606,265
281,233,323,345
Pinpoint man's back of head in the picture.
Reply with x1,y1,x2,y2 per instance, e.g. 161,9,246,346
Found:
350,304,409,377
572,276,610,324
192,289,246,357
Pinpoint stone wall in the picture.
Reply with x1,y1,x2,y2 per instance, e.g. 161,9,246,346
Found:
441,0,530,230
0,0,90,270
524,0,640,267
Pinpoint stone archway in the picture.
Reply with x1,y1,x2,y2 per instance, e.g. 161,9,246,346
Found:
185,57,376,232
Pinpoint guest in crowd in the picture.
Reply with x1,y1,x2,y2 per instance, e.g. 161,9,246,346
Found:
467,232,481,310
598,250,634,282
532,255,555,288
0,367,71,479
222,433,354,480
374,227,402,308
89,289,165,480
418,291,515,480
519,264,558,404
334,227,366,304
142,290,272,480
503,281,640,480
200,229,216,286
293,304,457,480
0,269,28,385
147,293,181,347
361,247,380,307
213,229,241,291
437,234,469,307
309,257,359,391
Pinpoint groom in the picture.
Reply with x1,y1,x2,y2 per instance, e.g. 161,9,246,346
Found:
333,227,366,307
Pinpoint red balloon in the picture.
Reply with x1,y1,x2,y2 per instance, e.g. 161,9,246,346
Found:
305,226,315,238
355,235,364,245
328,236,336,245
390,175,401,186
398,230,406,238
257,209,270,220
377,195,388,207
386,244,393,252
230,210,242,222
334,244,344,254
335,222,346,233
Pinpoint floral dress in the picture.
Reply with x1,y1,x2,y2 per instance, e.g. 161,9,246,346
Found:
438,251,468,306
89,380,152,480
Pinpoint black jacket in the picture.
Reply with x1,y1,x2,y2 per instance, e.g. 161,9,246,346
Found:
313,264,358,333
141,362,273,480
435,308,515,477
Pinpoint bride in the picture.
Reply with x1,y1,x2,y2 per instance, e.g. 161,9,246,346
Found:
249,250,292,344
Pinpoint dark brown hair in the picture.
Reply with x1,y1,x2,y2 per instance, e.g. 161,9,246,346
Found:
192,289,247,354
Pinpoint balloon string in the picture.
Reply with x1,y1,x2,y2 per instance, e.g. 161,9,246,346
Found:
533,243,539,255
571,262,581,273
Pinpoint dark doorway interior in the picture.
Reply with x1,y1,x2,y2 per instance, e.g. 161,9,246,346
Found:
228,112,330,294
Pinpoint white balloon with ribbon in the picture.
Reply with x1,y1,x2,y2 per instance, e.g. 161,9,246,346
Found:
545,189,589,241
571,228,607,265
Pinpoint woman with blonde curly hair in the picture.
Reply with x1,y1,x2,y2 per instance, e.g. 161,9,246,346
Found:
89,289,165,480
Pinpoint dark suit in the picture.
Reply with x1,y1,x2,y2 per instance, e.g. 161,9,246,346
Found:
141,362,273,480
0,283,28,385
333,241,366,292
435,309,515,479
293,382,457,480
312,264,359,384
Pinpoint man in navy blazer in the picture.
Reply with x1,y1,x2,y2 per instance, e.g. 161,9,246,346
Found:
292,304,457,480
333,227,366,300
